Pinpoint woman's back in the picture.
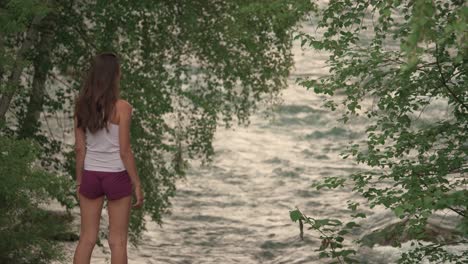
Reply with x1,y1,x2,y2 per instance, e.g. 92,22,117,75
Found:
84,121,125,172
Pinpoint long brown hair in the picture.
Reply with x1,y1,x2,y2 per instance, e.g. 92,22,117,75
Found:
75,52,121,133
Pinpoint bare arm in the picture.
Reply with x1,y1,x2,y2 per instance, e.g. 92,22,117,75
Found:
118,101,141,188
74,116,86,185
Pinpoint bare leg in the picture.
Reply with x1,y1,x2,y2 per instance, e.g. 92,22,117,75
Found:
107,195,132,264
73,194,105,264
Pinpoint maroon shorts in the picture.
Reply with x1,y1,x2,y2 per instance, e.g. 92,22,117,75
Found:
79,169,132,200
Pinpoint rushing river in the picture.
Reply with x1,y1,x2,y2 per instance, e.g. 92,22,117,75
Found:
52,20,464,264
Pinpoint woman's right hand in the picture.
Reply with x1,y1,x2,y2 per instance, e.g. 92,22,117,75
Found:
132,184,144,209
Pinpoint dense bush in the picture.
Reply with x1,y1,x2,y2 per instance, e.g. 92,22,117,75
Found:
0,135,73,263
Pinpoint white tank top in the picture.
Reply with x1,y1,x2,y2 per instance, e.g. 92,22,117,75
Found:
84,123,126,172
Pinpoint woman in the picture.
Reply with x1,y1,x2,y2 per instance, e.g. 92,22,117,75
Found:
73,52,144,264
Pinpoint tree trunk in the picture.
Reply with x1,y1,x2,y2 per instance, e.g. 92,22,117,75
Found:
0,15,43,120
0,34,4,91
18,18,55,138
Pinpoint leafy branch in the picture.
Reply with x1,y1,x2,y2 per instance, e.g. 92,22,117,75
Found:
435,44,468,111
290,208,360,263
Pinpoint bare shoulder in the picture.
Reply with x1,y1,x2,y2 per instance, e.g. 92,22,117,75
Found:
116,99,133,114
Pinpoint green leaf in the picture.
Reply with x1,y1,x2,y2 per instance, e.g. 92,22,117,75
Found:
290,210,302,222
394,206,405,218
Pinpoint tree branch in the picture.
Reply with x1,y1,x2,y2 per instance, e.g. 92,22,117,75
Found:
435,44,468,111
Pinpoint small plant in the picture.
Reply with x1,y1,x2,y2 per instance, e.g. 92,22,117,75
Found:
290,207,361,264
